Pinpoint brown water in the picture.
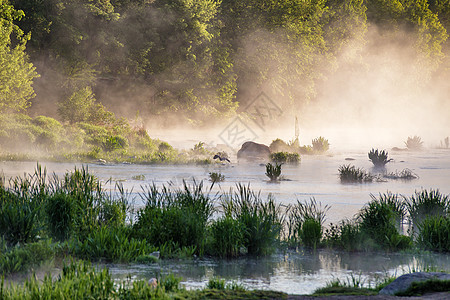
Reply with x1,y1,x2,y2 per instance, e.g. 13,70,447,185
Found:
1,149,449,294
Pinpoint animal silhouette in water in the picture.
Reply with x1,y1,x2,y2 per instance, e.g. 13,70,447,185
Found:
213,152,230,163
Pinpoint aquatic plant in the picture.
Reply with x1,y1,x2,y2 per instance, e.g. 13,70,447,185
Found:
207,277,226,290
368,148,392,168
383,169,418,180
265,162,282,181
358,193,411,251
324,220,363,252
133,181,214,256
220,184,283,255
209,216,243,258
45,192,76,241
405,189,450,234
338,165,373,182
132,174,145,180
209,172,225,183
270,152,300,164
417,216,450,252
404,135,424,150
312,136,329,153
286,198,329,248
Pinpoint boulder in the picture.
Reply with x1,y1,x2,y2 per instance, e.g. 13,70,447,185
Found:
237,141,271,161
379,272,450,295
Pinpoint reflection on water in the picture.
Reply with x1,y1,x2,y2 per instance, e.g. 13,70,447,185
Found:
106,250,450,295
2,150,450,294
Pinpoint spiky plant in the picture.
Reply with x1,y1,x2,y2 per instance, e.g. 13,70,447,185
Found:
368,149,392,168
265,162,282,181
338,165,373,182
405,136,423,150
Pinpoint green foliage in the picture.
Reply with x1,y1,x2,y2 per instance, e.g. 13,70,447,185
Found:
265,162,282,181
209,216,243,258
73,225,154,263
339,165,373,182
0,238,54,275
286,198,329,248
0,0,38,113
133,181,214,256
396,278,450,296
405,135,424,150
270,152,300,164
45,192,75,241
312,137,330,153
368,148,392,168
406,189,450,233
220,184,283,255
207,277,226,290
358,193,410,251
324,220,364,252
417,216,450,252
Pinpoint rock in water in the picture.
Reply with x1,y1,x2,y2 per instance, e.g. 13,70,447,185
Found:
237,141,271,161
379,272,450,295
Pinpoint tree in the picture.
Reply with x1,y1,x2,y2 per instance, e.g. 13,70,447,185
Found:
58,86,96,124
0,0,39,113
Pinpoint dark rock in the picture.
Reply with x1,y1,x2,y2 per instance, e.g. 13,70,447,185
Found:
379,272,450,295
237,141,271,161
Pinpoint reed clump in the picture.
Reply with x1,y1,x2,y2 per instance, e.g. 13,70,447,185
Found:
338,165,373,182
368,148,392,168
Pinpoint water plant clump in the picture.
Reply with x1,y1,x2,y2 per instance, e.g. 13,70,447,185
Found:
416,216,450,252
405,189,450,234
383,169,419,180
270,152,300,164
286,198,329,249
265,162,282,181
405,135,424,150
338,165,373,182
311,136,330,153
368,148,392,168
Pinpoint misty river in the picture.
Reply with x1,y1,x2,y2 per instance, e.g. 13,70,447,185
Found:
1,149,450,294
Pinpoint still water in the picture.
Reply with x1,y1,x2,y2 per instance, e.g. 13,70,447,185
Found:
1,149,449,294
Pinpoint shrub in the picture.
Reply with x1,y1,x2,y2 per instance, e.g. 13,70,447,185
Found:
286,198,329,247
270,152,300,164
324,220,363,252
405,189,449,234
299,218,322,249
102,135,128,152
265,162,282,181
73,225,154,263
368,149,392,168
358,194,410,251
45,192,75,241
312,136,329,153
338,165,373,182
405,135,424,150
207,277,226,290
209,216,243,258
133,181,214,256
220,184,283,255
269,138,291,153
417,216,450,252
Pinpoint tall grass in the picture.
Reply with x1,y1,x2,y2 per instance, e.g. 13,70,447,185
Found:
368,149,392,168
220,184,283,255
358,193,411,251
133,181,214,256
417,216,450,252
265,163,282,181
405,189,449,234
286,198,329,248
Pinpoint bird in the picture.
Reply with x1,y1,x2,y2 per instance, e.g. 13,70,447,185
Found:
213,153,230,163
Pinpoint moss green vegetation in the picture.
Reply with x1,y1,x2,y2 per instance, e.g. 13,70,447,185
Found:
270,152,300,164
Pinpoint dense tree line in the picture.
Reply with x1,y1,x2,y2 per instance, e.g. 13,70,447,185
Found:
1,0,449,125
